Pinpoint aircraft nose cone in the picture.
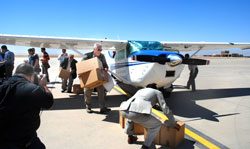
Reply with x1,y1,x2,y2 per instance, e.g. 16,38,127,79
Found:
167,54,183,66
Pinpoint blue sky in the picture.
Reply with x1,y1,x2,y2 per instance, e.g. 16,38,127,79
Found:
1,0,250,55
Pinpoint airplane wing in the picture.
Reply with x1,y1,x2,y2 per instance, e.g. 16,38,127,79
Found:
161,41,250,51
0,34,127,50
1,34,250,52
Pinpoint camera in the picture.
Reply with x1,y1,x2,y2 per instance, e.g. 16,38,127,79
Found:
33,74,44,85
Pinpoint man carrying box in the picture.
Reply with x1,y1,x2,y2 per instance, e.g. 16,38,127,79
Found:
60,54,78,93
82,43,111,114
120,83,180,149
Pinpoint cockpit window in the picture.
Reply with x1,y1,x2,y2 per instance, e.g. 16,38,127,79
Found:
127,41,163,56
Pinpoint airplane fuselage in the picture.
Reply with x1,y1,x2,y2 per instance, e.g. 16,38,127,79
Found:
106,41,185,88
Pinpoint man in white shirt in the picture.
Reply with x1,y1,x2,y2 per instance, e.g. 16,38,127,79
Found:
58,49,68,66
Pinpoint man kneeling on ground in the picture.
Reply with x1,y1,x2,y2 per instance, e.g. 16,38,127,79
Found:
120,83,179,149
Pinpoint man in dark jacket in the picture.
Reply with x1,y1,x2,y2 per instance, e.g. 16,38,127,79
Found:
60,54,78,93
82,43,111,114
0,63,54,149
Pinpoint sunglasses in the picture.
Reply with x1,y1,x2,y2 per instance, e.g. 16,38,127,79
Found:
97,48,102,51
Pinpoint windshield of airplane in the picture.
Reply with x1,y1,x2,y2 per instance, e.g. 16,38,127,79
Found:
127,41,163,56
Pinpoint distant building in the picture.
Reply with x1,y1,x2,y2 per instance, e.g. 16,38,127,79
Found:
210,50,243,57
221,50,230,57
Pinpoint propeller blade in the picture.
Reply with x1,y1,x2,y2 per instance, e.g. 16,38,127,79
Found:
182,58,210,65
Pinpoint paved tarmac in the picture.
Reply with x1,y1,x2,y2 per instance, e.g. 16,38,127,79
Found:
13,57,250,149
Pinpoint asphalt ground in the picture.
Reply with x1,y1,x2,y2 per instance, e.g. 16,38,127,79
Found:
12,57,250,149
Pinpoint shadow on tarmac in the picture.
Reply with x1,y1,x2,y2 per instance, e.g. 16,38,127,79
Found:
167,86,249,122
117,83,247,122
46,84,211,148
48,94,127,111
47,83,248,123
173,85,250,100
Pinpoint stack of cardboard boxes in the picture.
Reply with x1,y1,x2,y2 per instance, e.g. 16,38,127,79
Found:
76,57,109,89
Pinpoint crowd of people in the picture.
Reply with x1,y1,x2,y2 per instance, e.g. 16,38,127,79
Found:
0,44,197,149
0,44,114,149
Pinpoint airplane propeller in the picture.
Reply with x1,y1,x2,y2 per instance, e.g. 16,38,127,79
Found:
133,53,209,66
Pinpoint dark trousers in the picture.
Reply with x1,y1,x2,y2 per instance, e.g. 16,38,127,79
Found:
84,85,105,109
0,65,5,78
0,136,45,149
187,68,198,91
62,75,74,91
5,64,14,78
42,63,49,82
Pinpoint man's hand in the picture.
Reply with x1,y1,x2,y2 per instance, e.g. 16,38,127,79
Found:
174,122,181,131
157,117,166,124
104,68,108,71
38,74,47,87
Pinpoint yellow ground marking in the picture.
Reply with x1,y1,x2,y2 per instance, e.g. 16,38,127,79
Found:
152,108,220,149
115,85,221,149
151,108,169,120
185,128,220,149
114,85,131,97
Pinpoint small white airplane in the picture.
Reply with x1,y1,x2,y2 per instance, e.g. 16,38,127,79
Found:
1,34,250,94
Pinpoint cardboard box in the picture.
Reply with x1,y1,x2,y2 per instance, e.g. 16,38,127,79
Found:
134,122,144,135
79,69,108,89
144,122,185,148
76,57,103,76
119,111,144,135
73,84,84,94
58,69,71,80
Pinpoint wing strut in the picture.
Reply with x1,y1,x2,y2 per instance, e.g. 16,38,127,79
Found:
191,47,202,57
62,43,85,57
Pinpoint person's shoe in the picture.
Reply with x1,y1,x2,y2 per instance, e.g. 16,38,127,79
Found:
67,90,72,93
61,89,66,93
86,108,92,113
127,135,138,144
140,144,149,149
100,107,111,114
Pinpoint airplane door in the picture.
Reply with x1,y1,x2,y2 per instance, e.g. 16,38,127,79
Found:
115,48,130,81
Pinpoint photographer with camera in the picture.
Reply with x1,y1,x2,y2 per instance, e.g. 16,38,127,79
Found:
0,63,54,149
